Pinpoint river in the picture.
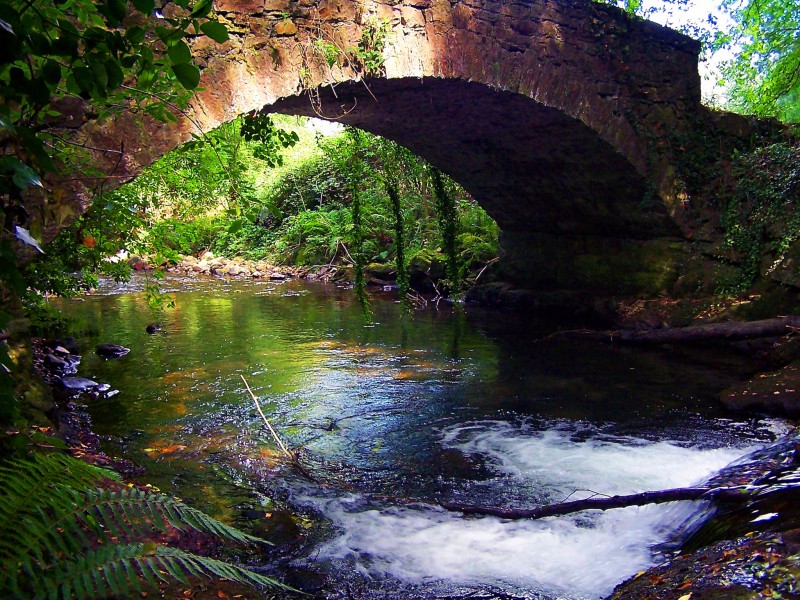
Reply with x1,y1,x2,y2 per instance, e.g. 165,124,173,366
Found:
54,274,788,599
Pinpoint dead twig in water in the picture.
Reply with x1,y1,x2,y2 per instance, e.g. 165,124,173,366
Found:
241,375,293,459
241,375,319,482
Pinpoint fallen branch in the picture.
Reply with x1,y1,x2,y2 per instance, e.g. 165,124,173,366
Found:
440,485,750,521
240,375,292,459
240,375,320,482
565,315,800,345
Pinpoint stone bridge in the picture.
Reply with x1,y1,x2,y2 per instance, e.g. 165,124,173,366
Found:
75,0,707,297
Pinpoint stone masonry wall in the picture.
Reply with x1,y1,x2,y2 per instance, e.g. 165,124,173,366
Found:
41,0,707,296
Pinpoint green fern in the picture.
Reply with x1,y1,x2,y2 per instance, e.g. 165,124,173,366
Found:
0,452,288,599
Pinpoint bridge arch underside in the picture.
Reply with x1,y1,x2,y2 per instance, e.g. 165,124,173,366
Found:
270,78,687,297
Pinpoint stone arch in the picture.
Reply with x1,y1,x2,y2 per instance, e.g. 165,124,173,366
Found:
71,0,703,295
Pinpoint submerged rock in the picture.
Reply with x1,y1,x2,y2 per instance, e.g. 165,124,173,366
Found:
146,323,162,334
96,343,130,359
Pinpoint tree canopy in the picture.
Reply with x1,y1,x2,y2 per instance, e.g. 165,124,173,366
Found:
715,0,800,122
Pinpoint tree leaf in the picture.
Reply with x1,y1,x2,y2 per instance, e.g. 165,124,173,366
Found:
42,59,62,86
171,63,201,89
132,0,156,14
155,26,185,46
167,41,192,65
105,59,124,90
11,161,43,190
73,66,95,95
190,0,213,18
199,21,228,43
125,26,146,45
90,60,109,93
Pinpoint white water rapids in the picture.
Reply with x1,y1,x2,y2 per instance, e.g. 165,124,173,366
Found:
302,420,761,599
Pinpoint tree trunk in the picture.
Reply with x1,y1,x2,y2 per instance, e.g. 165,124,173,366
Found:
566,315,800,345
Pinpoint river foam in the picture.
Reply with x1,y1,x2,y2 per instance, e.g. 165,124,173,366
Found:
307,420,760,599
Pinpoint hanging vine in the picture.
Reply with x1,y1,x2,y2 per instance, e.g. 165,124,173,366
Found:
385,178,410,308
346,129,372,319
430,167,460,291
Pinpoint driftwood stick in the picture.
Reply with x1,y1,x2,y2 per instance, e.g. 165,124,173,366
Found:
241,375,293,459
565,315,800,345
440,486,750,521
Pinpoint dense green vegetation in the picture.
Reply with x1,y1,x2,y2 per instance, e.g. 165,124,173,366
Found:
32,115,499,301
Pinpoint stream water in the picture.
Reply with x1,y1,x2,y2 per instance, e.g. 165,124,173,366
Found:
54,274,788,599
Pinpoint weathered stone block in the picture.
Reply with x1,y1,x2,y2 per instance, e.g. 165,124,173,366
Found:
216,0,264,13
274,19,298,35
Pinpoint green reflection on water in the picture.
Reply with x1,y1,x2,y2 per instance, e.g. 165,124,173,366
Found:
55,275,762,518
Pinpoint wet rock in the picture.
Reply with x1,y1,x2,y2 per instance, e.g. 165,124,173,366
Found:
282,567,327,593
42,348,81,376
127,255,148,270
721,361,800,417
52,337,79,354
44,353,69,371
60,376,101,392
146,323,162,334
269,272,288,281
609,530,800,600
96,344,130,359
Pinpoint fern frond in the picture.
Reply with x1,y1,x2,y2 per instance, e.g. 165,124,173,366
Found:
36,543,289,600
153,546,289,591
0,453,117,540
0,454,286,599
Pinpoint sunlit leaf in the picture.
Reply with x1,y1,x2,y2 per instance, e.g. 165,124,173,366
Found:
190,0,213,18
199,21,228,43
14,226,44,253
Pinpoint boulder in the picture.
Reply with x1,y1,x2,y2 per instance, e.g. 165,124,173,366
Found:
366,262,397,280
193,259,210,273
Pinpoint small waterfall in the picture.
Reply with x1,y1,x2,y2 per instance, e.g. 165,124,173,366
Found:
303,421,762,599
